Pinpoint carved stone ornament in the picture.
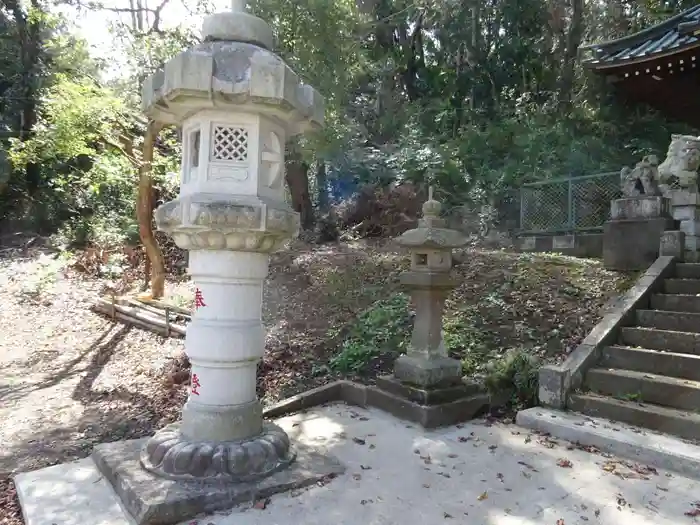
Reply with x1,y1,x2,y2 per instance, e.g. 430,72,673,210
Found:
154,194,300,252
140,422,294,482
620,155,662,197
658,134,700,193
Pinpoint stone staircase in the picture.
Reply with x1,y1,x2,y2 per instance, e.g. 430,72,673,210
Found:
570,262,700,441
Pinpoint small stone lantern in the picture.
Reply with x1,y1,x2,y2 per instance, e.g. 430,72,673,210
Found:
393,187,466,385
372,188,488,427
142,1,323,481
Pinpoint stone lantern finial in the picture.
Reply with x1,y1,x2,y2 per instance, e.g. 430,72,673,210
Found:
422,186,442,221
201,0,273,49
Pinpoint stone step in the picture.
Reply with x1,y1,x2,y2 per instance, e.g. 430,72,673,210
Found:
636,309,700,334
651,294,700,313
620,327,700,355
601,345,700,382
516,407,700,480
568,392,700,442
585,368,700,412
664,278,700,295
675,263,700,279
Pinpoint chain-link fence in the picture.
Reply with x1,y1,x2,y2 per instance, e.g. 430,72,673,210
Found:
519,172,621,234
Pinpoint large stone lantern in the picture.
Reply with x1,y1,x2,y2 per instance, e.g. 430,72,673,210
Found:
93,5,343,525
371,188,489,428
91,5,343,522
143,0,322,484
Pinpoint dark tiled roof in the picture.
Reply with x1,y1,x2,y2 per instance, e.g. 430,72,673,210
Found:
582,4,700,67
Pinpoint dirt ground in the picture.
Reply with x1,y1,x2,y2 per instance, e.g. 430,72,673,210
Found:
0,236,630,525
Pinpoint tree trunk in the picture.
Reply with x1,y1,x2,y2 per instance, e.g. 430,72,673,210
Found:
285,148,315,230
137,121,166,299
315,162,329,213
558,0,584,111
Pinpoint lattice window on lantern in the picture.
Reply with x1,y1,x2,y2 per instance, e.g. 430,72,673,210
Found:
210,125,249,163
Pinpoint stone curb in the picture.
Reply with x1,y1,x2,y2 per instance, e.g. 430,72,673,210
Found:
263,380,503,428
538,255,677,410
516,407,700,480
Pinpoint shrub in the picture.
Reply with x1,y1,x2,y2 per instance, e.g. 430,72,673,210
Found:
484,349,540,409
329,293,412,374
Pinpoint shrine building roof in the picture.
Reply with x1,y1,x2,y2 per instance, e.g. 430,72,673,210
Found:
581,5,700,69
580,5,700,129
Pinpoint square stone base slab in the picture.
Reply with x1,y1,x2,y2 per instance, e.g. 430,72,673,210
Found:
375,375,481,405
367,381,490,428
92,438,345,525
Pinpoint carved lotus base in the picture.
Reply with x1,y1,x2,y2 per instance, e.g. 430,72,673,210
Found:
140,422,295,482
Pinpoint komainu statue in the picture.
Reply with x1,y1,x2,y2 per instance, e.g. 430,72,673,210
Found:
620,155,661,197
658,134,700,193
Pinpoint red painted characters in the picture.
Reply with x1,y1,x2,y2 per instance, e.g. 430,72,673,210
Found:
194,288,206,309
191,373,201,395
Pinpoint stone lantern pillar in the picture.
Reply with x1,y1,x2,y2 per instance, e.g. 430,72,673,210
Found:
371,188,489,428
139,0,324,482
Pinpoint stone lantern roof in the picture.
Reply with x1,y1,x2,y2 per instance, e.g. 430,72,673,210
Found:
396,187,467,250
141,0,324,135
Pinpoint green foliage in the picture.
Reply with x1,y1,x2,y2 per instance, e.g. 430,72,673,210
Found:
6,74,142,245
9,75,131,167
484,350,540,409
442,306,492,376
2,0,698,255
329,293,411,374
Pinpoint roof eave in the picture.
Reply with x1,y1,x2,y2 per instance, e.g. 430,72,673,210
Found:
580,5,700,55
583,41,700,71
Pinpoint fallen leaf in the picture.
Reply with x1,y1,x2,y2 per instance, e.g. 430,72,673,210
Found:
360,465,372,470
443,512,453,519
556,520,565,525
602,462,616,472
556,458,573,468
518,461,538,472
352,437,366,445
253,498,270,510
685,503,700,517
477,491,488,501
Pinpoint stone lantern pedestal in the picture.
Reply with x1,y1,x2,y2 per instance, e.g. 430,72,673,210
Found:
370,189,489,428
90,4,343,524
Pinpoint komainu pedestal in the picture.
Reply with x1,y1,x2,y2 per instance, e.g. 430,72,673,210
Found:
603,196,675,270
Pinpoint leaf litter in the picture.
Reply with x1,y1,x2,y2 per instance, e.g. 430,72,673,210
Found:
0,239,632,525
